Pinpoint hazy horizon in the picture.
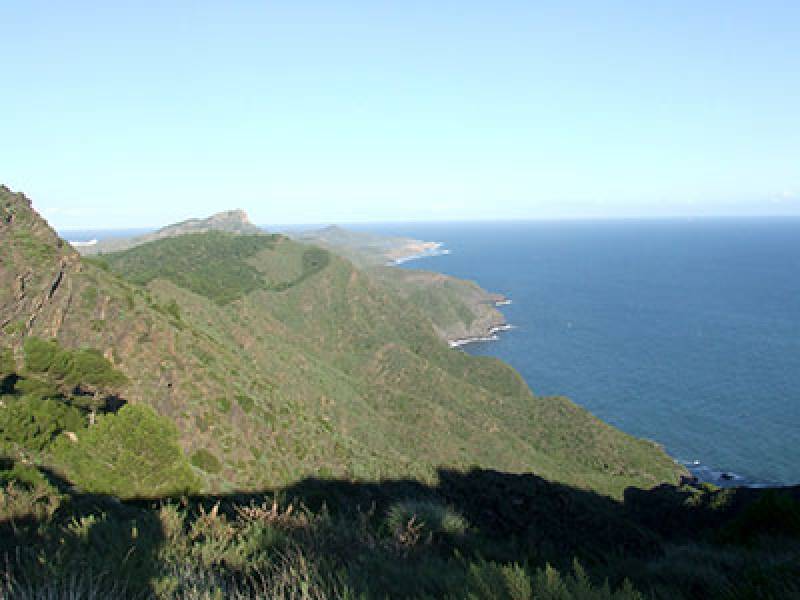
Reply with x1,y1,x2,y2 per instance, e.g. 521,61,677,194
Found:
3,2,799,228
54,212,800,237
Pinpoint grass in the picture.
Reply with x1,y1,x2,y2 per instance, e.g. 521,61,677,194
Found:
1,462,798,599
98,232,281,305
191,449,223,474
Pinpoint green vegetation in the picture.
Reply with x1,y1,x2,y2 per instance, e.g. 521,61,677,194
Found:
190,448,223,474
2,320,26,336
100,232,280,304
23,337,127,391
99,231,333,304
0,395,85,452
11,229,57,265
0,464,798,598
53,404,199,497
2,185,684,499
1,339,132,460
2,186,800,596
235,393,255,414
386,499,469,538
0,348,15,391
0,339,195,499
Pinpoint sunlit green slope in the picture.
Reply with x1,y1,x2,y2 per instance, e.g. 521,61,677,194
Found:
1,185,683,497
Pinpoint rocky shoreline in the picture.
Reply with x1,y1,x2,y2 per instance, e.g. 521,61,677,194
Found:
448,300,514,348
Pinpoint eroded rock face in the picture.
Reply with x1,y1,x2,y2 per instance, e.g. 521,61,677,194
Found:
0,186,81,340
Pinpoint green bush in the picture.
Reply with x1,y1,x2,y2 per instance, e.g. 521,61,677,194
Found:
386,499,468,538
22,337,60,373
0,461,52,491
12,377,63,400
216,396,232,413
53,404,200,498
3,320,26,336
235,394,255,414
191,449,223,474
0,347,15,377
23,337,127,391
0,395,85,452
0,347,16,394
164,299,182,321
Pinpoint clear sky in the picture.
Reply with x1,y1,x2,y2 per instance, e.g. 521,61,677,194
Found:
1,1,799,229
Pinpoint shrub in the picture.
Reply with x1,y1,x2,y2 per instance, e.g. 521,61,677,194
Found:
216,396,232,413
191,449,223,474
467,560,643,600
164,299,182,321
53,404,200,498
0,395,86,452
3,320,27,336
386,499,468,541
235,394,255,414
22,337,60,373
0,347,15,377
23,337,127,393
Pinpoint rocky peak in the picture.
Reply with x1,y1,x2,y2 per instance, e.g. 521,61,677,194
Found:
153,209,261,238
1,185,80,340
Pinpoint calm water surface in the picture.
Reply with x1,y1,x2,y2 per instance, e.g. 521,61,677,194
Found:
355,219,800,486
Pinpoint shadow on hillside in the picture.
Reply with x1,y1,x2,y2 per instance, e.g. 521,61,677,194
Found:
2,461,799,597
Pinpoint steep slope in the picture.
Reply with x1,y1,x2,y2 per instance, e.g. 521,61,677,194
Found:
371,267,508,343
292,225,510,342
1,185,684,497
76,215,510,344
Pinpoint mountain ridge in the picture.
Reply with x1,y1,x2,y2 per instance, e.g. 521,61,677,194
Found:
1,184,684,499
75,208,263,255
5,184,800,599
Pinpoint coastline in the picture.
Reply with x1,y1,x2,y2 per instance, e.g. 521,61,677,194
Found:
387,241,451,265
387,230,790,489
448,322,515,348
386,242,516,350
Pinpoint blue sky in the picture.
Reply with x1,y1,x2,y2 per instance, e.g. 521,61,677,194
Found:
1,1,799,228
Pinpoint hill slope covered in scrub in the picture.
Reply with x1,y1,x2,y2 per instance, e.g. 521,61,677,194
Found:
1,184,682,497
291,225,509,342
2,184,799,598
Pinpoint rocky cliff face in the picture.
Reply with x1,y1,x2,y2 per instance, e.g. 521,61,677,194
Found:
0,186,82,343
151,209,261,238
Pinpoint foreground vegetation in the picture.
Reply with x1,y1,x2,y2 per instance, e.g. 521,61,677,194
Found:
1,460,798,599
1,338,797,597
5,185,797,597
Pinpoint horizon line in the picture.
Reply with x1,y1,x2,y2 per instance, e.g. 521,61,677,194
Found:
55,212,800,232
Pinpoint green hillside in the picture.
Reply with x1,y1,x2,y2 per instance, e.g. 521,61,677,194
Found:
2,185,799,598
291,225,509,342
1,185,681,498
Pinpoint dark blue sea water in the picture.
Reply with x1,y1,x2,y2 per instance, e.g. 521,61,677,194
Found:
63,220,800,486
353,219,800,487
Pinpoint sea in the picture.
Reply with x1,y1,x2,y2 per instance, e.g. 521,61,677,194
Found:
352,219,800,487
64,219,800,486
